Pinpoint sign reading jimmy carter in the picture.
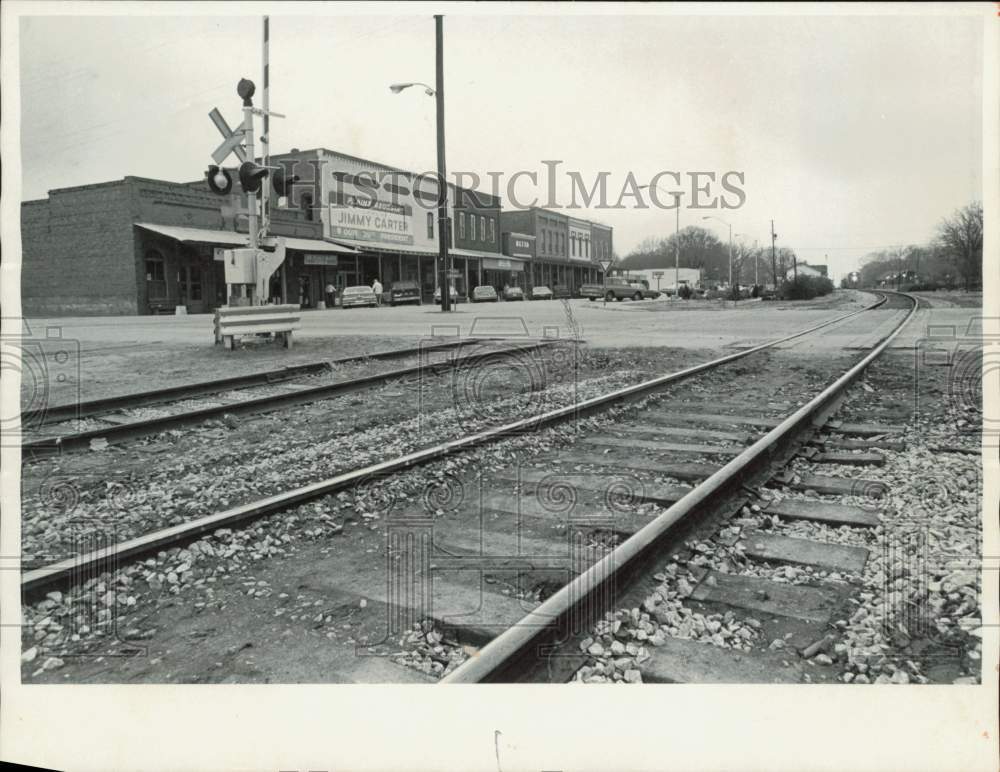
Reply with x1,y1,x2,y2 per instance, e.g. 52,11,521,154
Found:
328,191,414,245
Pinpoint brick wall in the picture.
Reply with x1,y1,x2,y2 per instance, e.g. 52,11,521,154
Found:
21,181,139,316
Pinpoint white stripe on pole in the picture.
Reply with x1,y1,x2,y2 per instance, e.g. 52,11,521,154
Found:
261,15,270,237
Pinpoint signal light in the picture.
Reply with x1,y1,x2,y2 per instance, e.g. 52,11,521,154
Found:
206,165,233,195
271,168,301,197
238,161,270,194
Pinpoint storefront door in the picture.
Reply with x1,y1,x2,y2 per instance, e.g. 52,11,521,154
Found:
178,264,205,313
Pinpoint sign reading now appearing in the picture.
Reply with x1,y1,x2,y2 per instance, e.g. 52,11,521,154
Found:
328,192,414,245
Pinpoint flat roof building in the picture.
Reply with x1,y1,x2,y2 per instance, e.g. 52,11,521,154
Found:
499,207,610,292
20,147,513,315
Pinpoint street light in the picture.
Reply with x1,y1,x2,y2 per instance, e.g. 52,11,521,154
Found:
702,215,733,299
389,19,451,312
389,82,436,96
638,183,684,299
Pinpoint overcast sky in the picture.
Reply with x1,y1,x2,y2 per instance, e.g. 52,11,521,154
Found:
17,8,985,281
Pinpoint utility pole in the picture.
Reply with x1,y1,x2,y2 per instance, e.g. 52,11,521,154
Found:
754,238,759,287
770,220,778,289
727,222,733,299
435,15,451,312
674,192,683,298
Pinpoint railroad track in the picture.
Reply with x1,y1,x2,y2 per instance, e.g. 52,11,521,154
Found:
20,337,553,457
23,292,954,685
442,291,921,683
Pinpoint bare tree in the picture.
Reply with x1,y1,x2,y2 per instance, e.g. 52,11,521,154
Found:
936,202,983,290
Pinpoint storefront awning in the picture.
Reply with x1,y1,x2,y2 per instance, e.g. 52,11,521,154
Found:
325,237,437,258
135,223,358,254
450,248,515,262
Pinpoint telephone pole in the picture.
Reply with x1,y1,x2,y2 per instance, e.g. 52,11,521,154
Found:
435,15,452,312
770,220,777,288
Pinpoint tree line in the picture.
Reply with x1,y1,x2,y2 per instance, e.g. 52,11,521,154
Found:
620,226,801,288
844,202,983,291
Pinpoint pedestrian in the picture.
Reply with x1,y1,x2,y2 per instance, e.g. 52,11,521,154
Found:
325,283,336,309
372,277,383,306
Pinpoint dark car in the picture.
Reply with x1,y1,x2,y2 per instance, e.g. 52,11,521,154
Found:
389,280,421,306
551,284,572,299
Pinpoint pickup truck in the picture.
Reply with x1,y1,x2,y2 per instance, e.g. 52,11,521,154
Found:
580,280,660,301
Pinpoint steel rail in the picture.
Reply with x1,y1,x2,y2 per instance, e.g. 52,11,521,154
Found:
22,340,553,456
441,291,918,683
26,337,496,427
21,292,891,596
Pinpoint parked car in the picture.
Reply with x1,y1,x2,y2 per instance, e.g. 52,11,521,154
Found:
472,285,499,303
580,279,641,301
433,285,459,304
502,286,524,301
529,285,553,301
341,285,377,308
551,284,572,299
627,282,661,300
389,280,421,306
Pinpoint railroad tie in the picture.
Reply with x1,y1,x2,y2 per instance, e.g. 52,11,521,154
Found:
772,470,889,498
579,436,741,457
736,530,870,574
761,499,880,528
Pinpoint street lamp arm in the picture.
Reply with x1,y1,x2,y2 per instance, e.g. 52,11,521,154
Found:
390,82,436,96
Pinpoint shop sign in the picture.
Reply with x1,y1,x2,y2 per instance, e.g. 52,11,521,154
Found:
304,254,339,266
328,191,414,245
483,257,523,272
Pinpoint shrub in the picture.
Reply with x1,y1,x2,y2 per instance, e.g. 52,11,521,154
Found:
678,284,693,300
778,275,834,300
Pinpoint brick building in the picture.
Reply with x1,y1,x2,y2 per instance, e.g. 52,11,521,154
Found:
499,207,608,293
20,146,511,315
20,176,353,316
269,148,504,301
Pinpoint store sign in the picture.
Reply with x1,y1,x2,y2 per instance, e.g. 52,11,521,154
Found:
511,238,533,257
304,254,339,266
483,257,523,272
327,191,414,245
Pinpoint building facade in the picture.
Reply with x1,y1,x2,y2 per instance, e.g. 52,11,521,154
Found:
20,176,351,316
269,148,511,301
499,207,608,293
20,147,524,315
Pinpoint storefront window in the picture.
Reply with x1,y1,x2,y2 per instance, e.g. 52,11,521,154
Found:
145,250,166,299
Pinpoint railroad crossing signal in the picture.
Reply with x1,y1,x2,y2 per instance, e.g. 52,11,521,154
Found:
206,165,233,195
238,160,270,194
208,107,248,165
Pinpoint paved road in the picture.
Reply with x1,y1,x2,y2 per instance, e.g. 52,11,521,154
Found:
17,291,892,351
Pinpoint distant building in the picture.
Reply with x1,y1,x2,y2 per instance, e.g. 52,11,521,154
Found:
613,267,701,291
500,207,609,291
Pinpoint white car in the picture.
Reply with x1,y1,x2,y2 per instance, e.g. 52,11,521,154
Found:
341,285,377,308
